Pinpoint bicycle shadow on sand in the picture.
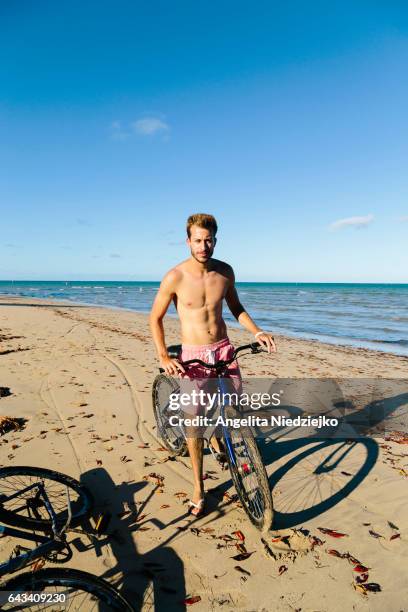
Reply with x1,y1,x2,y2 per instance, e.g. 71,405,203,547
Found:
256,391,408,529
79,468,187,612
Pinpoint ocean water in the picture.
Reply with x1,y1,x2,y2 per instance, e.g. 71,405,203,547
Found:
0,281,407,357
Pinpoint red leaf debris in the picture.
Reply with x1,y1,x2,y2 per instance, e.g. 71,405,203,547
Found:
318,527,348,538
183,595,201,605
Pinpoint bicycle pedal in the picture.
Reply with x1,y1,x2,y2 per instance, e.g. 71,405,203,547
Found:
94,512,111,534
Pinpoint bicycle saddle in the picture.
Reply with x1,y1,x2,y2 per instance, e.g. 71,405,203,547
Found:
166,344,181,358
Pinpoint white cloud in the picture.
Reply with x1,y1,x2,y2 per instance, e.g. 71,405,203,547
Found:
110,253,122,258
132,117,169,136
397,215,408,222
329,214,374,231
110,116,170,141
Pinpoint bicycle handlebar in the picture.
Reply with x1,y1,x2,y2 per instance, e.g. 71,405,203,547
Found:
180,342,264,370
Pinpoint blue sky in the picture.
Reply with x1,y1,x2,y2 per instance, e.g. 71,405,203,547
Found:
1,1,407,282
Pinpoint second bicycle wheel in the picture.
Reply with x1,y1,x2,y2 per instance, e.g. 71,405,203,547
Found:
224,406,273,532
152,374,188,456
0,466,93,530
1,568,134,611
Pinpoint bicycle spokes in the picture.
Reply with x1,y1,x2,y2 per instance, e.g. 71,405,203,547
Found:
230,438,265,520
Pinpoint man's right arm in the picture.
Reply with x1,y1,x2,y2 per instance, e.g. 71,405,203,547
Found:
149,270,185,376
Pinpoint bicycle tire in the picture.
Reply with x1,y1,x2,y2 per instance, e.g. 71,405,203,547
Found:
152,374,188,456
224,406,273,532
1,568,134,611
0,466,93,530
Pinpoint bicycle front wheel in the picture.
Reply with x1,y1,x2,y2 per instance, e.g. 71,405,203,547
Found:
0,466,92,530
224,406,273,532
1,568,134,611
152,374,187,456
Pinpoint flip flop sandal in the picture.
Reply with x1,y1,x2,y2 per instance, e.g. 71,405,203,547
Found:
188,498,205,517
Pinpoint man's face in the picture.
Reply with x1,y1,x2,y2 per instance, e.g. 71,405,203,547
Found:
187,226,216,263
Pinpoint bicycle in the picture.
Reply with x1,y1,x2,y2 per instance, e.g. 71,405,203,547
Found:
152,342,273,531
0,465,134,611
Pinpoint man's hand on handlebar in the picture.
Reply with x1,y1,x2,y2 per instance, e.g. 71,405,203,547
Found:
255,332,277,354
160,355,185,376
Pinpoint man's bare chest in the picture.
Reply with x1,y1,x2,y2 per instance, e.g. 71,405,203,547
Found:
176,275,228,309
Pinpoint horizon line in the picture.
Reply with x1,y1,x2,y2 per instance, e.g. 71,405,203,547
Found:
1,279,408,286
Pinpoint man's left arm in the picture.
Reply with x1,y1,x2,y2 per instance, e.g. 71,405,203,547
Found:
225,269,277,354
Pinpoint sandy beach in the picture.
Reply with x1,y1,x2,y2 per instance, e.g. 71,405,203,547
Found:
1,296,407,611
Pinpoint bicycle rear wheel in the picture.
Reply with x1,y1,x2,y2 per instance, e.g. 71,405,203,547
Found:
1,568,133,611
224,406,273,532
0,466,92,530
152,374,187,456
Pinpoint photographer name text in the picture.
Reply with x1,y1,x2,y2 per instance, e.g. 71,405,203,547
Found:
169,415,339,429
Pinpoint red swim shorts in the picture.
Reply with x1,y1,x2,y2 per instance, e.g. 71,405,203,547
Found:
180,337,242,417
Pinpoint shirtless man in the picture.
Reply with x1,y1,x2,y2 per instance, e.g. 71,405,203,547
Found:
150,213,276,516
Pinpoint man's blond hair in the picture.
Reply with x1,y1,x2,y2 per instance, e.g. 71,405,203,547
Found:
186,213,218,238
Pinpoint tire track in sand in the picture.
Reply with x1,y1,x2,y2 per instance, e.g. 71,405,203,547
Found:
49,308,208,491
37,321,88,477
94,346,194,488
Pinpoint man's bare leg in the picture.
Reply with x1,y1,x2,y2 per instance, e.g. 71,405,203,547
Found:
186,436,204,514
209,437,226,456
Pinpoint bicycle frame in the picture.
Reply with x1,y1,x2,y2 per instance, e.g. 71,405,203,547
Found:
0,481,67,578
217,373,237,466
0,524,63,577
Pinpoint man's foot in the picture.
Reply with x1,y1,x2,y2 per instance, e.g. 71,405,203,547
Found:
188,497,205,517
188,487,205,517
